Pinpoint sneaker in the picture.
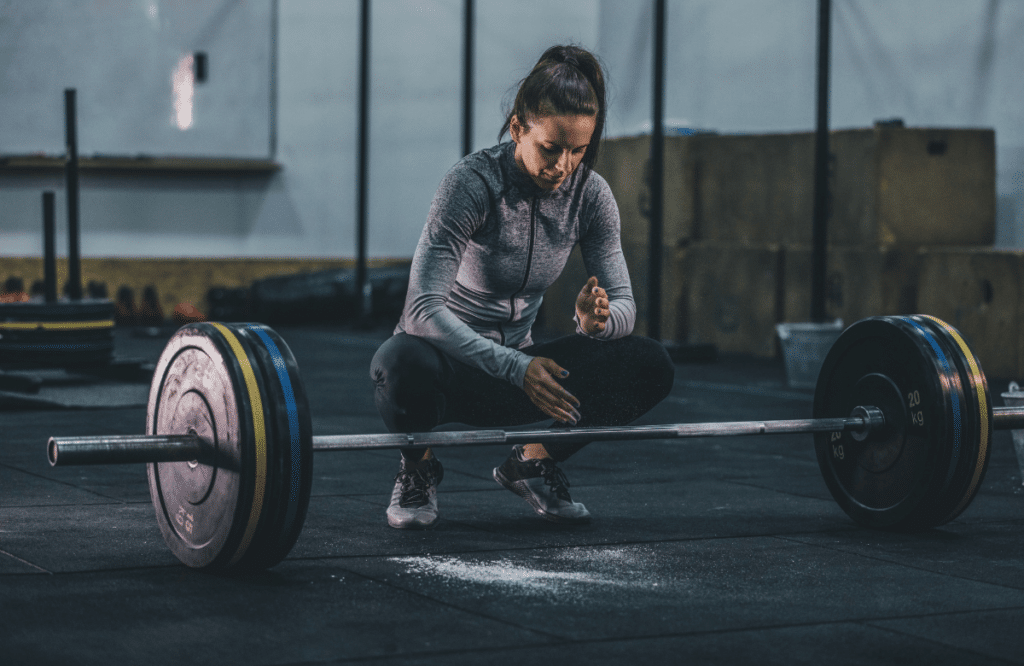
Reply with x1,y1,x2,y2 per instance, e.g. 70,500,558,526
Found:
493,446,591,524
387,456,444,529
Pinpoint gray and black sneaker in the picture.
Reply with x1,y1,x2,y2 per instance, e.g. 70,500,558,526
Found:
493,446,591,524
387,455,444,529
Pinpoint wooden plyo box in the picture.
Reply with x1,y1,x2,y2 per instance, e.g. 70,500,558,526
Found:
687,126,995,248
595,135,696,249
682,242,783,358
831,127,996,247
916,248,1024,382
782,246,919,325
692,133,815,246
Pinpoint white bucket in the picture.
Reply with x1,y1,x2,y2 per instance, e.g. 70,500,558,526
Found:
776,320,844,390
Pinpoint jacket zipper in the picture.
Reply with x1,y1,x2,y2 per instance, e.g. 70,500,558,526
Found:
500,196,538,346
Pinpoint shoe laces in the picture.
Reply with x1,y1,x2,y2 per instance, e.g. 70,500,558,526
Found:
536,459,572,502
395,465,435,508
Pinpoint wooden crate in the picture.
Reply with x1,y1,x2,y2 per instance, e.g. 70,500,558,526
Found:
692,133,815,246
621,241,688,342
690,126,995,247
782,246,919,325
594,135,696,248
683,242,783,358
831,127,995,247
916,248,1023,381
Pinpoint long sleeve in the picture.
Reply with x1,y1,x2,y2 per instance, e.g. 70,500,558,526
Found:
399,164,534,388
575,175,636,339
395,143,632,387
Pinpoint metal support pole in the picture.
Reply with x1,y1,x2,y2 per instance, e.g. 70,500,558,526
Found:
356,0,371,318
42,191,58,304
64,89,82,301
648,0,666,341
810,0,831,322
462,0,474,157
269,0,279,159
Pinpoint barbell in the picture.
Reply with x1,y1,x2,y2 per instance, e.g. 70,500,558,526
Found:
45,315,1024,572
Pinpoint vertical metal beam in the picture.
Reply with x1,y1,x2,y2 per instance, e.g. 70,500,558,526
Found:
462,0,474,157
64,89,82,301
811,0,831,322
42,191,57,304
648,0,666,341
357,0,371,317
269,0,279,160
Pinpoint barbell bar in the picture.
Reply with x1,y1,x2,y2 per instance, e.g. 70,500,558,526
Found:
50,410,887,464
40,315,1024,571
52,403,1024,466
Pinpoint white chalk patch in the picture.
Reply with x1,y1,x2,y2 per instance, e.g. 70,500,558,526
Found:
388,545,666,597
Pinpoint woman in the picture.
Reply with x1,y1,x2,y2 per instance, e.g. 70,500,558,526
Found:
370,45,675,529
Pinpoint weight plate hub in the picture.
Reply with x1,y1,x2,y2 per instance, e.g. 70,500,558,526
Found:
146,322,312,571
814,316,987,530
847,372,906,473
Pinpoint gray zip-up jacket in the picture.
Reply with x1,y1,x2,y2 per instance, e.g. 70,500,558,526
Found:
395,141,636,389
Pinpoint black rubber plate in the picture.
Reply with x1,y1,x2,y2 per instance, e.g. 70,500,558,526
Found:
814,317,962,530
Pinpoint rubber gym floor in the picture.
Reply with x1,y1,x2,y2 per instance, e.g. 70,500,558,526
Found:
3,324,1024,665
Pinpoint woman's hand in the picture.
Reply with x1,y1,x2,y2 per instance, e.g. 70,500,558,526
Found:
524,357,581,425
575,276,610,335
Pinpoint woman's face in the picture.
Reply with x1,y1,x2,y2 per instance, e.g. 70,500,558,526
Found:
511,112,596,191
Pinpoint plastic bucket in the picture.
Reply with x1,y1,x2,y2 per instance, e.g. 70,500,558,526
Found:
776,320,844,390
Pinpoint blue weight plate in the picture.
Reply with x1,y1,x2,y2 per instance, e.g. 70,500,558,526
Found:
910,315,991,526
224,323,313,571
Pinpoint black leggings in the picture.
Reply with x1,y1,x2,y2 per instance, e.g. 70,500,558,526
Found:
369,333,675,463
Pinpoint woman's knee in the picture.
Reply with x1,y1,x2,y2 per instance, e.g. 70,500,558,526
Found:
370,333,446,390
619,336,675,400
370,334,449,431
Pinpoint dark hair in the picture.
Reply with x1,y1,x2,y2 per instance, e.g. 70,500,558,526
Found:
499,45,606,174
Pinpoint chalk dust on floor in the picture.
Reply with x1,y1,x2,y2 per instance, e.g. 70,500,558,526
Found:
387,545,667,598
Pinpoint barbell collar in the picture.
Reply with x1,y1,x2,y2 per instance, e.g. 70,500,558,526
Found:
993,406,1024,431
849,405,884,442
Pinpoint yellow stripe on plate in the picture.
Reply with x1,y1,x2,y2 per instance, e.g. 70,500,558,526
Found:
0,319,114,330
922,315,989,513
211,323,267,566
